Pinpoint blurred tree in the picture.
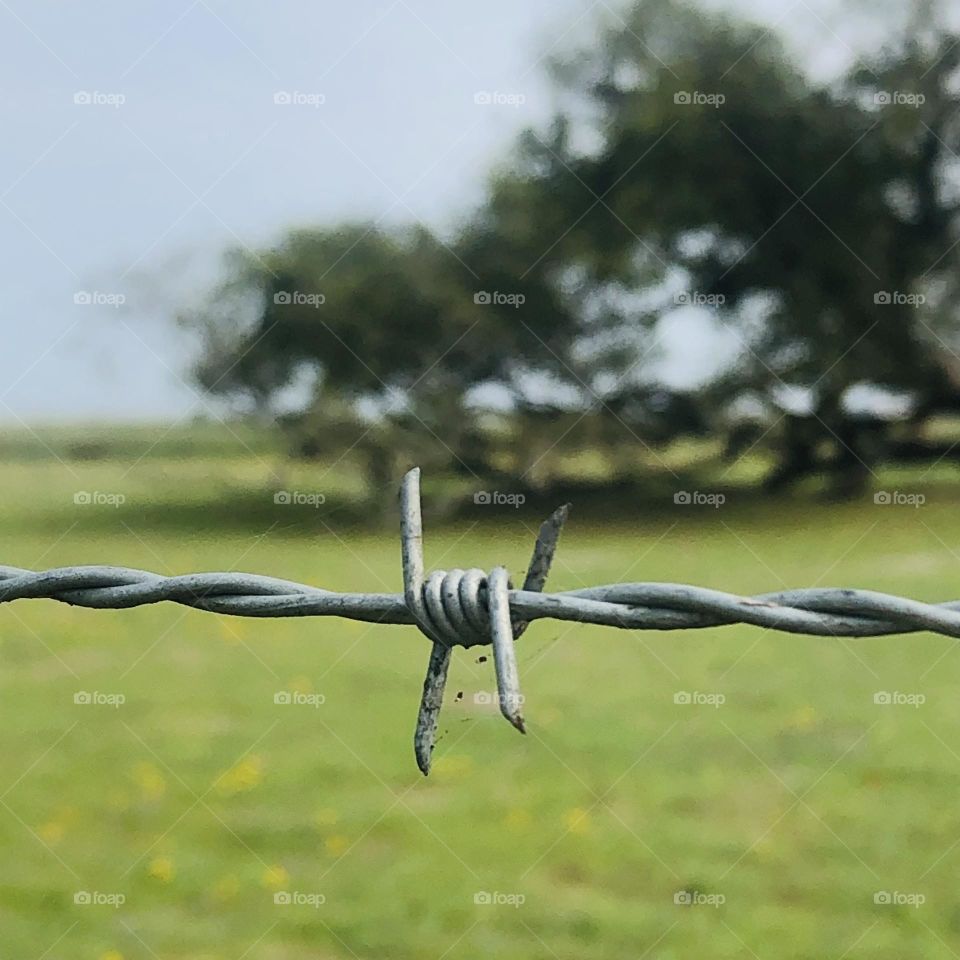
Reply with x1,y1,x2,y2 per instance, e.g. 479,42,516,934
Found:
538,0,960,492
179,217,593,490
182,0,960,497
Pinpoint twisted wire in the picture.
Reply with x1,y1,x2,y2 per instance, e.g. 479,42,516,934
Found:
1,563,960,639
5,465,957,776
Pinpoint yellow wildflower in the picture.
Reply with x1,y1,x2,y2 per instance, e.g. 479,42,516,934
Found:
261,864,289,889
217,755,263,795
148,856,175,883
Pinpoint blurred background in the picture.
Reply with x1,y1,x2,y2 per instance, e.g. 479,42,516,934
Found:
5,0,960,956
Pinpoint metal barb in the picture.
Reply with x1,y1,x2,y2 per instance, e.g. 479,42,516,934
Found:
413,643,452,775
399,468,450,775
515,503,570,638
488,566,525,732
399,469,568,774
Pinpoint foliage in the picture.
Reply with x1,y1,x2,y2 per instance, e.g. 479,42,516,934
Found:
180,0,960,495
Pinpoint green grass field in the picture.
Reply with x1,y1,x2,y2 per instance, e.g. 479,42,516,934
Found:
3,426,960,957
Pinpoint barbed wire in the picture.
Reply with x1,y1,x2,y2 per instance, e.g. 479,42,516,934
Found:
2,467,958,774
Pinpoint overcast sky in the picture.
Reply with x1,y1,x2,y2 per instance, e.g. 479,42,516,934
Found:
0,0,905,423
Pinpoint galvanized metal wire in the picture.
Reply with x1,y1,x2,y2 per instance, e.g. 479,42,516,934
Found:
8,566,960,636
2,466,957,773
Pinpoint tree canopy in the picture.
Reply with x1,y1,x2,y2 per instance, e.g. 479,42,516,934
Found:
180,0,960,495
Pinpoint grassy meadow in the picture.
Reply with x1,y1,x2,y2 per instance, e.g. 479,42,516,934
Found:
3,424,960,957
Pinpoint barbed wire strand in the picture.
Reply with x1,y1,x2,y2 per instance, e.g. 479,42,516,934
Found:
3,467,960,773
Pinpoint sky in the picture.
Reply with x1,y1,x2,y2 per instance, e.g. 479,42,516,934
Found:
0,0,905,423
